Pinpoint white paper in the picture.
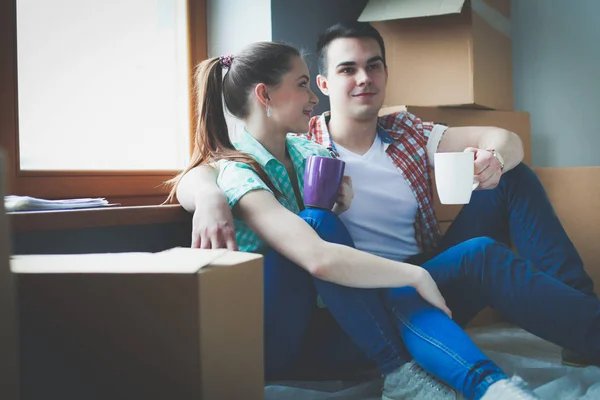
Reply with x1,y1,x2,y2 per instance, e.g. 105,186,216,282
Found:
4,195,113,212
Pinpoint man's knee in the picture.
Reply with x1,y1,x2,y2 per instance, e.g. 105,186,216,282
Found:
501,162,539,186
457,237,511,260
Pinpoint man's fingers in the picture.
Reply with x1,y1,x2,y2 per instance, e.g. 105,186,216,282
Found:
476,167,494,183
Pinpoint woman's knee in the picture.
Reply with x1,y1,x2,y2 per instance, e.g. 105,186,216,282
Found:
298,208,354,246
383,287,435,317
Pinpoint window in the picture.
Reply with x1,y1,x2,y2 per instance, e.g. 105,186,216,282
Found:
0,0,207,205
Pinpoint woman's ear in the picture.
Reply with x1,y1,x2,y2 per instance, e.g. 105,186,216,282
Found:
254,83,270,107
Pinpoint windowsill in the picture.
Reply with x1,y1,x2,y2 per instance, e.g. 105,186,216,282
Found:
9,204,191,233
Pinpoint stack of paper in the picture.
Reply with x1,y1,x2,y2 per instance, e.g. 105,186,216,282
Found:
4,196,114,212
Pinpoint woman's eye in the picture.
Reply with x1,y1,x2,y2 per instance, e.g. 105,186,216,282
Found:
299,81,308,88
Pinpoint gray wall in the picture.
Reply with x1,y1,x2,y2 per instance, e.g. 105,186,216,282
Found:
271,0,368,114
512,0,600,167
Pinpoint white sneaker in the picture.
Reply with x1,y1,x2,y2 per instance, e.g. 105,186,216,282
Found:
381,360,463,400
481,376,540,399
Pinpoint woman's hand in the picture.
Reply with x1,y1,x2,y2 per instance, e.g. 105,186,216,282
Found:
191,192,238,251
412,268,452,318
331,176,354,215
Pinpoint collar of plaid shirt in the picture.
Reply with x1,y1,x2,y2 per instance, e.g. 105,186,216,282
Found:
306,111,442,253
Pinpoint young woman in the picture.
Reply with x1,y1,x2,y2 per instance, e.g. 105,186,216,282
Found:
165,42,575,400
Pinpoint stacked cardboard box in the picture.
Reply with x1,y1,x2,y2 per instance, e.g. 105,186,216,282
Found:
360,0,513,110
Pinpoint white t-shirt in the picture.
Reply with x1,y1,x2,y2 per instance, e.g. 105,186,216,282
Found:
336,135,421,262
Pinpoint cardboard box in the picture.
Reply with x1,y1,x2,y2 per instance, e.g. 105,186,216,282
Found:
13,248,264,400
380,105,531,222
534,167,600,297
360,0,513,110
0,151,19,400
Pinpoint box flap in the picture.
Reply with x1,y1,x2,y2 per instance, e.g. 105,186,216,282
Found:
11,248,228,274
358,0,466,22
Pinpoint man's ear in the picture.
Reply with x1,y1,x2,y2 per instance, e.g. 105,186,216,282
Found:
254,83,270,107
316,74,330,96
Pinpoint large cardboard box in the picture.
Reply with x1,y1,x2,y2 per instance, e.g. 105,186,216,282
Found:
13,248,264,400
360,0,513,110
534,167,600,297
380,105,531,222
0,151,19,400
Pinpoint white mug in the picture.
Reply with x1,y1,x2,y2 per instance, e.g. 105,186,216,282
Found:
434,152,479,205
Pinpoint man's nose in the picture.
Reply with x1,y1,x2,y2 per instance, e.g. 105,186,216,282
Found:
355,68,372,86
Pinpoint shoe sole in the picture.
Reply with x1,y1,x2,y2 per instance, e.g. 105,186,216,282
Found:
561,359,592,368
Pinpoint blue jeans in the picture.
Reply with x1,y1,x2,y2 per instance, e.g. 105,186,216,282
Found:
264,164,600,399
435,163,596,327
265,209,507,399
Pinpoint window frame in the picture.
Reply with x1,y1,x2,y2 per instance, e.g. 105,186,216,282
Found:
0,0,207,206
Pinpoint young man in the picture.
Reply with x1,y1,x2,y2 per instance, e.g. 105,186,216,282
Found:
176,21,596,390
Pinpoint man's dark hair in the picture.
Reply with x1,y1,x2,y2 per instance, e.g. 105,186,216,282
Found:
316,21,387,77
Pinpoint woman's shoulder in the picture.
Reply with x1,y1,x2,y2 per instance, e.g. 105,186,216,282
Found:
217,159,255,172
286,134,331,157
217,159,262,184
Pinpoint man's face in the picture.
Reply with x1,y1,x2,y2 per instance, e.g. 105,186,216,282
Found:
317,37,387,120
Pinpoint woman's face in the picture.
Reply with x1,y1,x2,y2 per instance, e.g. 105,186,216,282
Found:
266,56,319,134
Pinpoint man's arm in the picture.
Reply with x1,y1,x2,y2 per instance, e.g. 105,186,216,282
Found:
437,126,524,171
176,165,238,250
436,126,524,190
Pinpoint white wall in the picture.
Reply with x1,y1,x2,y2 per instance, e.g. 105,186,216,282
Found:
207,0,271,56
207,0,271,139
512,0,600,167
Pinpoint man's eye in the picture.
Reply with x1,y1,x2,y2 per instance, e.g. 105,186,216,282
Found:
299,81,308,88
368,64,381,70
341,68,354,74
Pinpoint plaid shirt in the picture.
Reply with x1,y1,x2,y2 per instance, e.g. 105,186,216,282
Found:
305,111,443,252
217,129,331,253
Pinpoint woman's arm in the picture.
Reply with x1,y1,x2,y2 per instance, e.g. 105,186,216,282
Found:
176,165,237,250
236,190,451,316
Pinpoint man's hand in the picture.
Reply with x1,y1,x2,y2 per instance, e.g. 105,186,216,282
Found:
331,176,354,215
191,192,238,250
464,147,503,190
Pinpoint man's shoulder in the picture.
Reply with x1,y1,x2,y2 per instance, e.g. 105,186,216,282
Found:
306,112,329,144
378,111,424,130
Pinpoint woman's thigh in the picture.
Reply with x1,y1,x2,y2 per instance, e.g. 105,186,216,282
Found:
264,249,317,379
